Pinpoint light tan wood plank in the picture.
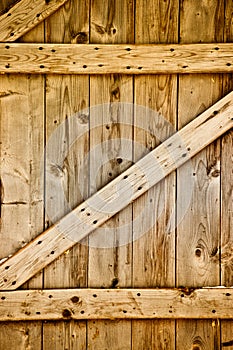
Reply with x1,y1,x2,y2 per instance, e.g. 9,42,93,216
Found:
0,92,232,290
132,320,175,350
0,288,233,321
132,1,178,348
177,320,220,349
88,1,134,348
0,322,42,349
177,75,223,287
42,1,89,349
43,320,86,350
0,14,45,349
88,320,131,350
176,0,224,348
0,43,233,74
89,76,133,285
221,0,233,290
0,0,68,42
221,1,233,344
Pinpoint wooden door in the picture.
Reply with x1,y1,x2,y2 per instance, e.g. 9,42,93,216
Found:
0,0,232,349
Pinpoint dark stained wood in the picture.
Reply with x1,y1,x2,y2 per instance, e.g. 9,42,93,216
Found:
0,0,17,14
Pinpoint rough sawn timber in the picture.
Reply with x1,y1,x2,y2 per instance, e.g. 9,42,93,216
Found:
0,43,233,74
0,288,233,321
0,0,68,42
0,91,232,290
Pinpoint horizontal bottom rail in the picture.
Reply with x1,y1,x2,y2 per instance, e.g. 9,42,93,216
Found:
0,288,232,321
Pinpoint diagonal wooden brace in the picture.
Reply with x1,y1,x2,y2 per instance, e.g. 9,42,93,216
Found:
0,91,233,290
0,0,68,42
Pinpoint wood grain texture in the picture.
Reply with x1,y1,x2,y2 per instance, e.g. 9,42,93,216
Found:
88,1,134,348
132,1,178,349
0,90,232,292
177,319,220,350
0,0,16,15
0,0,68,42
43,0,89,349
0,322,42,349
0,288,233,321
221,1,233,345
0,43,233,74
176,1,224,349
0,7,45,347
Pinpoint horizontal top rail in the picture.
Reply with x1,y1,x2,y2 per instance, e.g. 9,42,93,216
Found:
0,43,233,74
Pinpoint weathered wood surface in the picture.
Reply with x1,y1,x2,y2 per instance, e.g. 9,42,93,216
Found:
0,91,232,290
0,0,68,42
0,288,233,321
132,0,178,349
0,13,45,350
88,0,134,348
42,2,89,349
176,1,224,348
0,43,233,74
221,1,233,345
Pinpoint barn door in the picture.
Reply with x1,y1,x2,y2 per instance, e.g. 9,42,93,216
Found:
0,1,232,349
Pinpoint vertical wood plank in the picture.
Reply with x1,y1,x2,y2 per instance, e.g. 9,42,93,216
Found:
88,0,134,348
19,18,46,291
132,1,178,349
176,1,224,348
176,320,220,350
0,13,44,350
221,0,233,345
43,1,89,349
0,2,44,346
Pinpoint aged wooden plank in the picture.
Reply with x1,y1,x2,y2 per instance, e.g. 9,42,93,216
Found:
0,0,68,42
132,0,178,349
88,1,134,348
0,43,233,74
176,320,221,349
0,288,233,321
0,91,232,290
0,322,42,349
0,19,45,350
42,1,89,349
176,0,224,348
221,0,233,344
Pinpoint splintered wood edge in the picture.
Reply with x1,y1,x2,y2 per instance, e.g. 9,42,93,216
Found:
0,91,233,290
0,288,232,321
0,43,233,73
0,0,69,42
